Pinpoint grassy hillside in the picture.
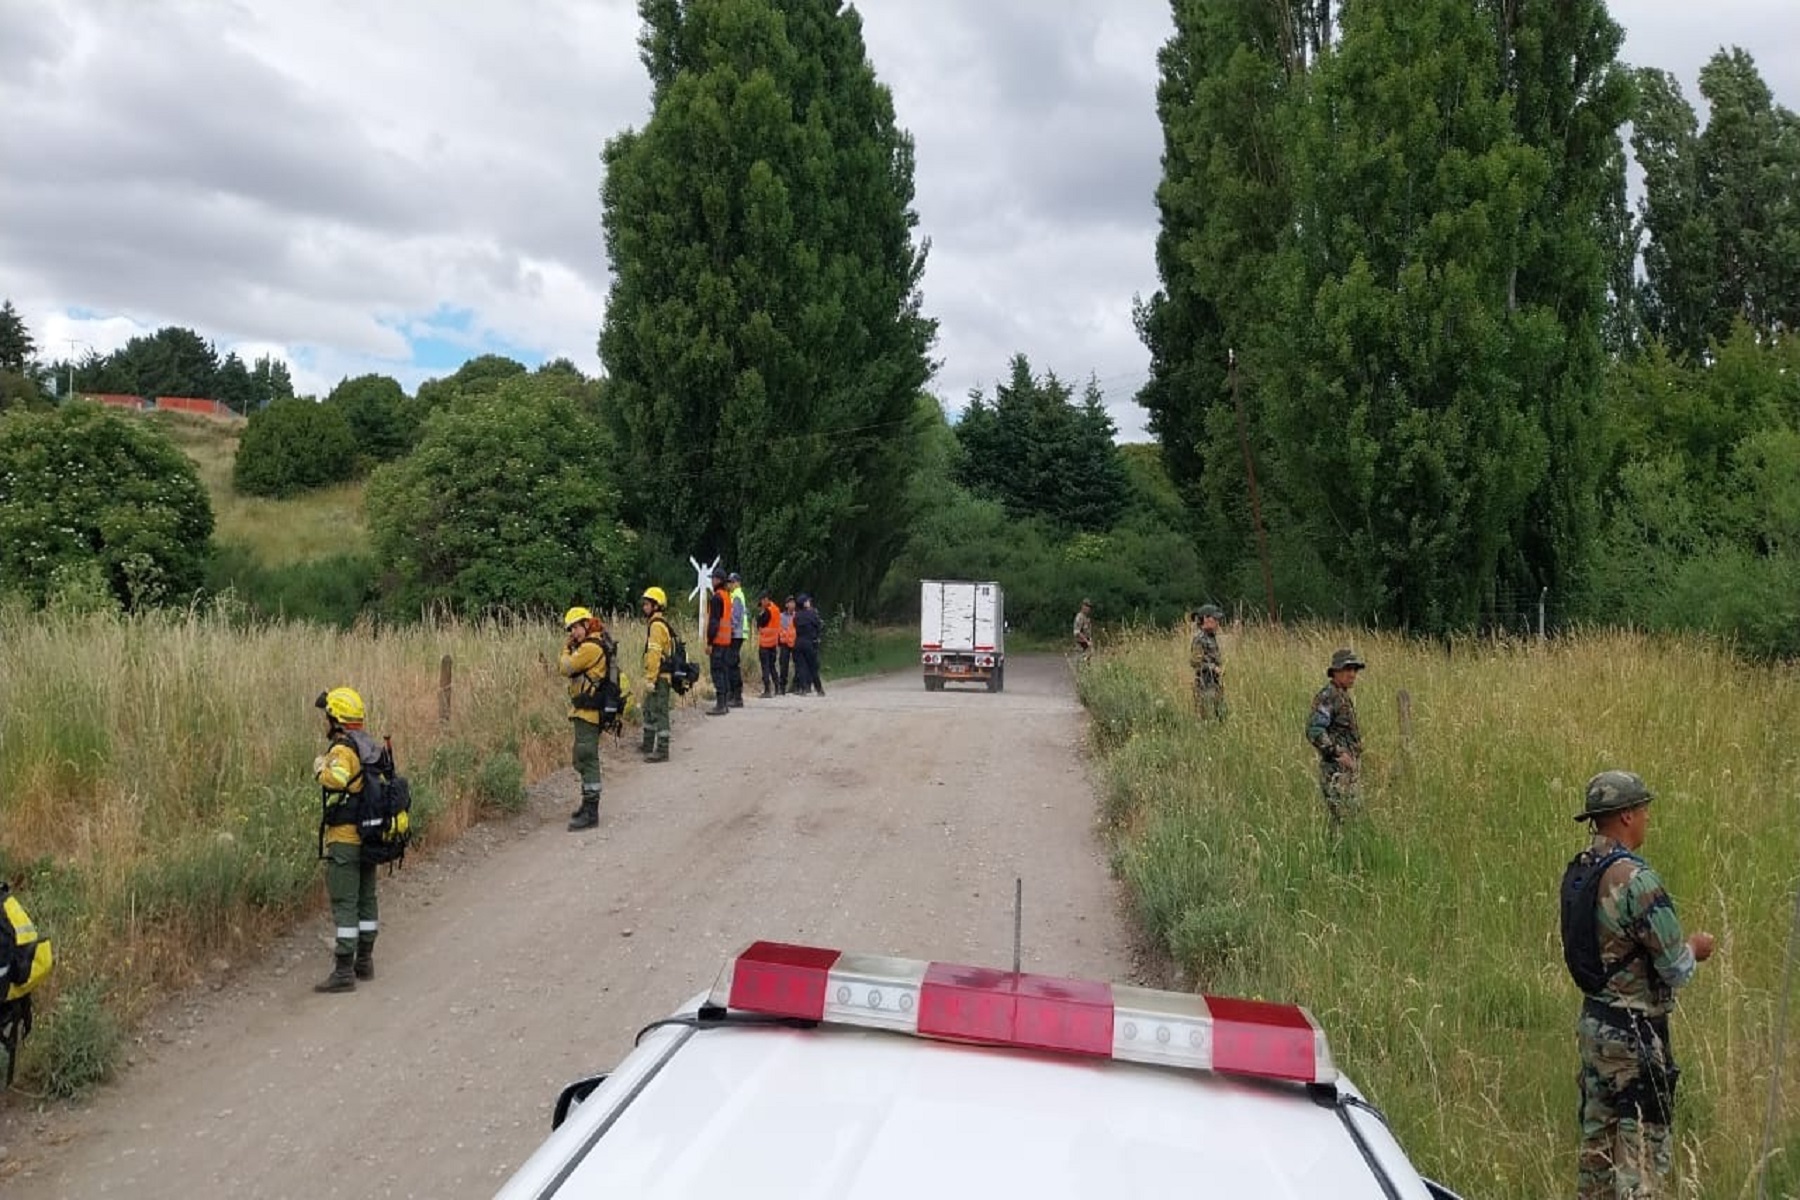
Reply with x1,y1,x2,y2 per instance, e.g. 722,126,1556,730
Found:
1079,625,1799,1199
147,410,368,566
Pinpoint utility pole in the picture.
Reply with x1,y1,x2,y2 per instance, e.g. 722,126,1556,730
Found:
62,338,91,404
1230,349,1277,623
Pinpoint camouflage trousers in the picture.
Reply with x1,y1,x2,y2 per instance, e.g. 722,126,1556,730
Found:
1318,761,1361,826
1193,671,1225,721
1577,1009,1676,1199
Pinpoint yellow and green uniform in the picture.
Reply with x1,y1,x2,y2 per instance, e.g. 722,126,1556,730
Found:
317,735,377,958
642,613,674,755
560,634,608,801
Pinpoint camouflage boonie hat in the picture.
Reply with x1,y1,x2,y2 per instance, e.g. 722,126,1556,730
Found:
1197,604,1223,620
1327,648,1365,674
1575,770,1654,822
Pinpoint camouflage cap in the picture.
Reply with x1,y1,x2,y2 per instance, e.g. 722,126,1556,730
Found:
1197,604,1224,620
1327,648,1365,674
1575,770,1654,823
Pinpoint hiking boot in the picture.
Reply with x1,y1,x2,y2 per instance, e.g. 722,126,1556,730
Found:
314,953,356,994
354,945,375,981
568,799,599,831
729,696,744,708
644,742,669,763
640,731,655,755
704,702,730,716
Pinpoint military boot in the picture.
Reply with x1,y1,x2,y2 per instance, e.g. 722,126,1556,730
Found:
568,794,600,831
314,953,356,993
640,728,656,755
704,699,730,716
354,943,375,981
644,735,669,763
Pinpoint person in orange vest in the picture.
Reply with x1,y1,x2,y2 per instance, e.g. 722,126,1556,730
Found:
704,566,735,716
777,595,798,696
754,590,782,698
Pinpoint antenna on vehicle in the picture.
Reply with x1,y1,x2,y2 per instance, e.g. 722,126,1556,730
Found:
1012,876,1023,976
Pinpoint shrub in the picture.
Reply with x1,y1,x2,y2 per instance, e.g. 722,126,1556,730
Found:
475,750,527,813
0,403,213,609
38,978,124,1098
233,397,358,498
365,379,637,616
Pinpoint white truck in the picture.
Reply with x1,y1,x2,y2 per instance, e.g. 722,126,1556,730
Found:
920,580,1005,692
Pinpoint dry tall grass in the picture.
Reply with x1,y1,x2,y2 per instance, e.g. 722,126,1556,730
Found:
0,604,626,1088
1080,624,1800,1198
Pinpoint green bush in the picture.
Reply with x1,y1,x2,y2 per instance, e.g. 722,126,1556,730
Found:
233,397,358,498
206,543,376,627
475,750,526,813
38,978,124,1098
365,379,637,616
0,403,214,609
325,373,414,464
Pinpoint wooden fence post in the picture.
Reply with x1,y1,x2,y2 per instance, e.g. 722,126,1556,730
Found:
438,655,453,725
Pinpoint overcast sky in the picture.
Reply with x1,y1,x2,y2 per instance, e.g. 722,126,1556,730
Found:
1,2,1794,441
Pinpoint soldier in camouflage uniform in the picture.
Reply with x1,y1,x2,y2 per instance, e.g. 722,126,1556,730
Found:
1569,771,1714,1200
1305,648,1364,828
1189,605,1226,721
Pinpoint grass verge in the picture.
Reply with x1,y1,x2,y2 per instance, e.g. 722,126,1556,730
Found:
0,603,616,1096
1078,624,1800,1199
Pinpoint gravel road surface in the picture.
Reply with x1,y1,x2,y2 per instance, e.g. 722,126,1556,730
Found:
0,656,1132,1199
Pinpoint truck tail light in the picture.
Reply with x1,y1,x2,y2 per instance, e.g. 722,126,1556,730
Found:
707,940,1336,1085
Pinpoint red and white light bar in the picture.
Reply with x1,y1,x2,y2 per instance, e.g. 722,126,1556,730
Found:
707,941,1337,1086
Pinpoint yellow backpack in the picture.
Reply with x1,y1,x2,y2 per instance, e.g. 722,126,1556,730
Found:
2,883,54,1003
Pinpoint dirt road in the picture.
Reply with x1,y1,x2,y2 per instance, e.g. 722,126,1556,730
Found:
0,657,1133,1199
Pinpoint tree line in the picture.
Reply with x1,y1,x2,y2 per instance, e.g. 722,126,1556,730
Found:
1138,3,1799,650
4,0,1797,654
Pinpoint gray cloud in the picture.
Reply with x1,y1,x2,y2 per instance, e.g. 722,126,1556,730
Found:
1,0,1794,434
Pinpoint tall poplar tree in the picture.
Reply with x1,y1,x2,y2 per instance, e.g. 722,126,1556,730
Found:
599,0,936,604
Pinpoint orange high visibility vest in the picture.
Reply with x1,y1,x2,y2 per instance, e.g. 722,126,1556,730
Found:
778,610,797,648
710,586,734,647
757,600,781,649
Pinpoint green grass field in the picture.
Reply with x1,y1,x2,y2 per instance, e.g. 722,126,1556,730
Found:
148,409,369,565
1078,625,1799,1198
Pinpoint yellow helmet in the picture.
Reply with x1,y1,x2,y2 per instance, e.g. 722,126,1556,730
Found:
642,586,667,607
316,686,366,724
562,606,593,629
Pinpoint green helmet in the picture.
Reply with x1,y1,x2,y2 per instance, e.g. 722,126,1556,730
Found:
1574,770,1654,823
1197,604,1223,620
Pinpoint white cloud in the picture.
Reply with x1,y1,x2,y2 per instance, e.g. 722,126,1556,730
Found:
2,1,1795,441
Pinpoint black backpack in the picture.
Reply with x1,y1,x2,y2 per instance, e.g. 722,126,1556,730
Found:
342,730,413,867
654,616,701,695
571,630,624,733
1560,847,1643,995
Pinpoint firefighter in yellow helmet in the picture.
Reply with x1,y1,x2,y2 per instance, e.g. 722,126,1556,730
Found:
559,606,610,831
312,686,380,993
640,586,675,763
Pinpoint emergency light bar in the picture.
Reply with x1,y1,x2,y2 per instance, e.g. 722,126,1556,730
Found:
706,940,1337,1086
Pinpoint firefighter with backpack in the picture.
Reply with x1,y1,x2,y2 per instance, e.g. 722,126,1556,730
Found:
312,686,384,993
560,607,615,831
640,587,675,763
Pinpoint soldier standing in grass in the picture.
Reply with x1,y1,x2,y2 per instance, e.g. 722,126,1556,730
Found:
1189,604,1226,720
1072,599,1094,661
559,606,609,831
312,686,379,993
639,586,674,763
1305,648,1364,828
1565,771,1714,1200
